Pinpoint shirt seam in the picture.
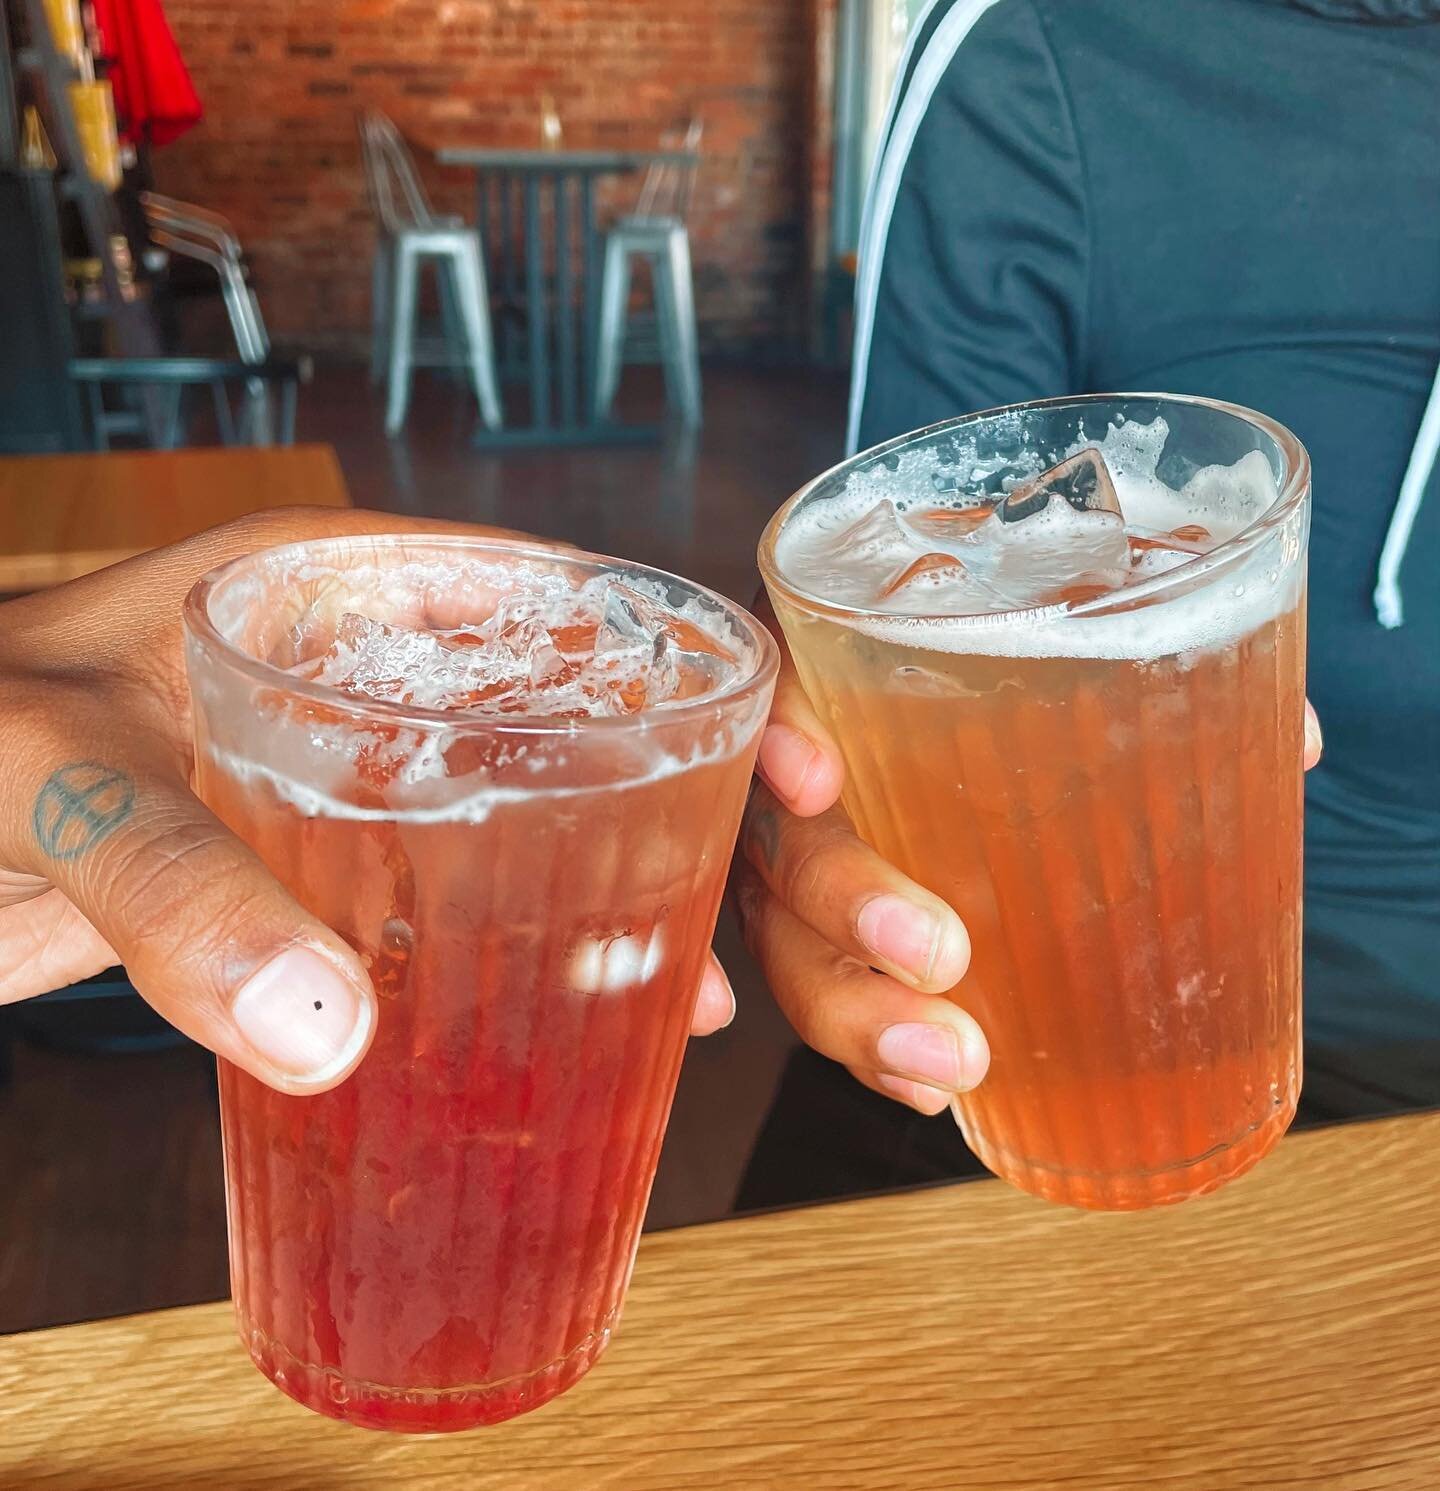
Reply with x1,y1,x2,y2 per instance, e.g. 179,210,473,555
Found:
1028,0,1094,387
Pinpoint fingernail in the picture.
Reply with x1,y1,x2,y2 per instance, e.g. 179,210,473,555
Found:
232,946,373,1084
857,895,942,981
1304,710,1323,765
876,1022,962,1089
700,961,737,1030
875,1073,951,1116
877,1021,987,1091
757,724,820,803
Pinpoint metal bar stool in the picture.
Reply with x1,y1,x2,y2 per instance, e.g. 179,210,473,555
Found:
140,192,279,444
592,120,703,430
71,356,310,450
359,110,503,437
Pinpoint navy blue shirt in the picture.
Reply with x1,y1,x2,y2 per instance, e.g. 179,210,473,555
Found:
855,0,1440,1046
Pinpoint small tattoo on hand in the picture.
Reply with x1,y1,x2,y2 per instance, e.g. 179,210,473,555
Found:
32,762,136,861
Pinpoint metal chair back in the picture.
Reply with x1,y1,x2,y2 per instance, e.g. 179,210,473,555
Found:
142,192,243,249
139,193,281,442
140,192,270,365
359,110,440,235
634,118,703,223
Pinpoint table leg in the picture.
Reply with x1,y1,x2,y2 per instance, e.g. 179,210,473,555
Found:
466,162,663,448
279,378,299,445
524,174,550,428
580,173,600,427
475,169,489,256
554,172,576,428
500,169,518,375
473,171,496,379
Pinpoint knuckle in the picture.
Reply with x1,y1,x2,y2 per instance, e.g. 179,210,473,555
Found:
781,971,840,1049
102,813,267,960
192,507,341,565
776,944,858,1047
226,504,319,538
779,831,836,911
168,886,285,980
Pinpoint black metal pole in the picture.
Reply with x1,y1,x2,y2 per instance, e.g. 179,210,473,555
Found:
524,172,549,428
474,168,487,255
0,1,19,168
580,172,600,427
499,167,517,374
554,171,576,428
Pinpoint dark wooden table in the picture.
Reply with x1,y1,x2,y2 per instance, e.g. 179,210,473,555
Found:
435,147,698,449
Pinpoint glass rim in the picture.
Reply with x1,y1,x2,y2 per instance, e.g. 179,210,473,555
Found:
183,533,779,737
758,391,1312,626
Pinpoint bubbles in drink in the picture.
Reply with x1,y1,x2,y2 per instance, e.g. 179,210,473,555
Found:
304,575,740,719
836,497,915,563
879,551,973,601
1128,523,1212,554
780,462,1132,615
995,449,1122,524
774,417,1281,621
1126,521,1215,580
976,481,1132,606
596,582,739,704
904,506,992,540
310,614,468,703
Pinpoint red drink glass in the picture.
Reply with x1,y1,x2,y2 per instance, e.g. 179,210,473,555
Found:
183,536,776,1430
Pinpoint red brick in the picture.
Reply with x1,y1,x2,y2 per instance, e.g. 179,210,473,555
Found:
155,0,815,354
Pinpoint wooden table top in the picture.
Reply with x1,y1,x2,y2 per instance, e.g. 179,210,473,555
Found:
3,1112,1437,1491
0,445,350,592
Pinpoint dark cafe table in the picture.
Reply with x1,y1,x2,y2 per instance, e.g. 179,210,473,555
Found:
3,1112,1438,1490
434,147,700,449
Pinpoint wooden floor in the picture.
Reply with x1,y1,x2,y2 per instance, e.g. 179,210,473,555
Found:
326,360,846,610
0,362,839,1334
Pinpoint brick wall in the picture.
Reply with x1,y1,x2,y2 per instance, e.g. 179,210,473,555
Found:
152,0,812,357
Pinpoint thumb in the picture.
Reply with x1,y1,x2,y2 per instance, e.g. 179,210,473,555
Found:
26,755,376,1093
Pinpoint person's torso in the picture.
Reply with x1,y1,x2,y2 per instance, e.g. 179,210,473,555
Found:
1031,0,1440,915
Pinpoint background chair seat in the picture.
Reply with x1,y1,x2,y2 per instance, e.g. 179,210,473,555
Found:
361,110,503,437
592,119,704,431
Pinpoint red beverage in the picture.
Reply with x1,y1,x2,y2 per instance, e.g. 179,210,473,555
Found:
184,538,775,1430
762,396,1311,1209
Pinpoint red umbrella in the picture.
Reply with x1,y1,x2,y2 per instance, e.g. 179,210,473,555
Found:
90,0,202,148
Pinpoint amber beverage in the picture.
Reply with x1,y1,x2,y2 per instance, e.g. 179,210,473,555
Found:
184,537,775,1429
761,395,1310,1209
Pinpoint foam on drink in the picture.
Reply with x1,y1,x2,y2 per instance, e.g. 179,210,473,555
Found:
194,544,762,823
773,417,1288,662
303,574,740,719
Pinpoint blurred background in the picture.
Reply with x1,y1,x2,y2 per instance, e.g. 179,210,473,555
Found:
0,0,932,1333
